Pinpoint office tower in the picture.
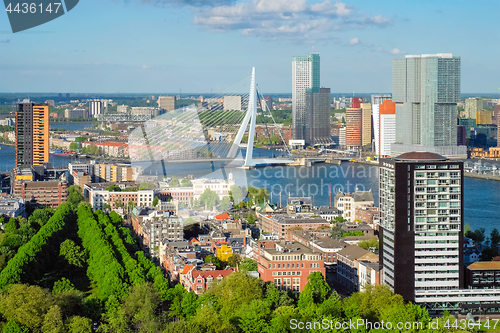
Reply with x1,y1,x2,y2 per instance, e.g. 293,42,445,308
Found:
475,110,493,125
89,100,102,117
157,96,177,111
223,96,242,111
465,98,482,119
373,100,396,156
379,152,464,302
292,53,320,141
392,54,464,158
346,107,362,148
372,95,393,156
305,88,332,146
361,103,372,147
15,101,49,168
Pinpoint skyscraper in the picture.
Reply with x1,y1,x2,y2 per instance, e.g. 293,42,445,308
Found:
379,152,464,302
361,102,372,147
372,94,393,156
345,107,362,148
391,54,465,158
157,96,177,111
373,99,396,157
89,100,102,117
464,98,482,119
15,101,49,168
305,88,332,146
292,54,320,141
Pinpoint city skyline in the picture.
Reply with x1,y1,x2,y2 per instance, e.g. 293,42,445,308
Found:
0,0,498,93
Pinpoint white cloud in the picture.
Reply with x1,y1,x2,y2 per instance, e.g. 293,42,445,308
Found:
189,0,391,41
391,48,400,54
350,37,359,45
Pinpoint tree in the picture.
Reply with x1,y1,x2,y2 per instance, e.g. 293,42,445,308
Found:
127,200,134,213
67,185,85,206
152,197,159,207
239,258,258,272
229,185,243,204
2,320,29,333
69,142,78,151
60,239,85,267
114,198,124,209
227,254,242,267
103,203,111,211
199,189,220,210
473,228,486,243
245,214,256,224
331,226,344,240
464,223,471,235
181,179,192,187
52,277,75,294
480,247,499,261
204,255,225,270
333,216,347,224
247,187,269,205
490,228,500,247
220,196,231,210
358,237,379,250
66,316,92,333
105,185,121,192
139,182,155,190
298,271,330,309
169,176,179,188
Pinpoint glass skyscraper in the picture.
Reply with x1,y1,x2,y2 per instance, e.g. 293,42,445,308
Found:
292,54,320,141
392,54,464,158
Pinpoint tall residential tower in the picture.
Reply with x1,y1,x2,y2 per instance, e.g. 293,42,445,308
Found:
391,54,465,158
15,101,49,168
292,54,320,142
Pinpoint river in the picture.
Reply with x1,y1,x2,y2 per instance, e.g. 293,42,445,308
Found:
1,144,498,236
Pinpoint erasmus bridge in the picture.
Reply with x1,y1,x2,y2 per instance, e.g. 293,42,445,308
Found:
127,68,296,169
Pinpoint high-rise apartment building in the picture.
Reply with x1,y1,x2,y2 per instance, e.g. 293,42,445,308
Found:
89,100,102,117
361,103,372,147
305,88,332,146
379,152,464,302
373,100,396,157
465,98,482,119
392,54,465,158
372,95,393,156
292,54,320,141
157,96,177,111
346,107,362,148
15,101,49,168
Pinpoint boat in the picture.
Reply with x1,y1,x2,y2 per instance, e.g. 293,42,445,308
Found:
50,149,77,157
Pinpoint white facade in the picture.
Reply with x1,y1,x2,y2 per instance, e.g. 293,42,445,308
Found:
223,96,242,111
379,113,396,157
192,173,235,200
89,101,102,117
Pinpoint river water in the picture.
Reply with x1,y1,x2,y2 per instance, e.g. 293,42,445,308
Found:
1,142,498,236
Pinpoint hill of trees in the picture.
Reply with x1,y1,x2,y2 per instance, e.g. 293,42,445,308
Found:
0,201,484,332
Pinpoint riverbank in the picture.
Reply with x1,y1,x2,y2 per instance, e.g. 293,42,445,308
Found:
351,159,500,181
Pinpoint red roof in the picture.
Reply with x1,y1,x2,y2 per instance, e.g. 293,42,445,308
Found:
181,264,194,275
492,256,500,262
192,269,234,280
215,212,229,220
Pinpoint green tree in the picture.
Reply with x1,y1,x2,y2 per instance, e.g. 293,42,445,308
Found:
114,198,124,209
473,228,486,243
490,228,500,247
464,223,471,235
52,277,75,295
199,189,220,210
229,185,243,204
69,142,78,151
342,230,364,237
59,239,85,267
357,237,379,250
238,299,271,333
67,185,85,206
239,258,258,272
139,182,155,190
331,226,344,240
204,255,225,270
2,320,29,333
66,316,92,333
181,179,192,187
333,216,347,224
220,196,231,209
247,187,269,205
42,305,65,333
152,197,159,207
169,176,179,188
298,272,330,309
227,254,242,268
105,185,121,192
245,214,256,224
480,247,499,261
122,283,161,333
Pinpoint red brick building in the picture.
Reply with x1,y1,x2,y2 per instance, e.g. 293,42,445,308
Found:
253,240,325,292
355,205,379,227
182,266,234,294
260,214,331,239
13,181,68,208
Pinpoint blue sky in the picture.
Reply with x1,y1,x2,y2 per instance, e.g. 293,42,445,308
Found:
0,0,498,93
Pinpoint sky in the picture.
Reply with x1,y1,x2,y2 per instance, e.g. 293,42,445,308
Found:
0,0,498,94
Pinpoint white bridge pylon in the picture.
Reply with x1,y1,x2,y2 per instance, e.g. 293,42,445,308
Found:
228,67,294,168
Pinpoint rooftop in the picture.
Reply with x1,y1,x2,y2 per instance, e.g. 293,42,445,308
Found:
394,151,447,162
467,262,500,270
